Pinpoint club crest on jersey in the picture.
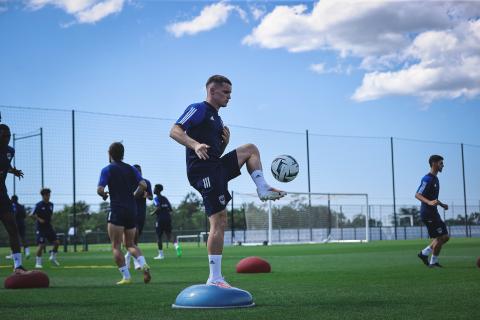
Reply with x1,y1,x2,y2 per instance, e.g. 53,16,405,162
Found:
219,195,226,205
6,152,12,161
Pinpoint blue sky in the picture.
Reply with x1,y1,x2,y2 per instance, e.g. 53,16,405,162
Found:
1,1,479,222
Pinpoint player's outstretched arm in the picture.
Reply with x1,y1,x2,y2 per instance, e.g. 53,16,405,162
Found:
169,124,210,160
9,167,24,179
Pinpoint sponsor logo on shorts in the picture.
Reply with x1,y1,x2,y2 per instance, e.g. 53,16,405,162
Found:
436,227,443,233
219,195,225,205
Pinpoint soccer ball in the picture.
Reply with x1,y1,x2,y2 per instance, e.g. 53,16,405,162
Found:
271,155,299,182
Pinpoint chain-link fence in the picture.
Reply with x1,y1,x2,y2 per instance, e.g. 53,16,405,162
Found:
1,104,479,248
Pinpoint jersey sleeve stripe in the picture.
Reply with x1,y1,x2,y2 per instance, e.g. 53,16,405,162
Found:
417,181,427,194
178,108,197,125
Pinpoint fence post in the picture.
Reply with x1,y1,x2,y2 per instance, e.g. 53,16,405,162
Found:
461,143,468,237
390,137,398,240
40,127,44,188
306,130,313,241
72,110,77,252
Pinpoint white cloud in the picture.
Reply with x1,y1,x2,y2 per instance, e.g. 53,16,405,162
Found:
166,1,246,38
310,63,352,75
353,21,480,102
26,0,125,24
243,0,480,103
250,4,266,21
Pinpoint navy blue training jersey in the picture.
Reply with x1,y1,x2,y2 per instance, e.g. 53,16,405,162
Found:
153,195,172,220
416,173,440,219
13,202,26,224
98,161,143,210
34,201,54,229
175,101,225,183
135,178,152,216
0,146,14,203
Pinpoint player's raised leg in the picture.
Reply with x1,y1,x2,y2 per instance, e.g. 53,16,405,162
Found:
205,209,230,288
236,143,286,201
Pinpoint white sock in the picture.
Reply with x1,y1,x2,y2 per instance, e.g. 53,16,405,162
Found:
13,253,22,269
119,266,131,280
174,243,178,249
421,246,432,256
430,255,438,264
208,255,222,280
159,250,164,256
125,251,131,260
136,256,147,268
25,247,30,255
251,170,270,191
36,256,42,265
50,251,57,258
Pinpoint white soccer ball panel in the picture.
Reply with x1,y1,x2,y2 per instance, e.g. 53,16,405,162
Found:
271,155,299,182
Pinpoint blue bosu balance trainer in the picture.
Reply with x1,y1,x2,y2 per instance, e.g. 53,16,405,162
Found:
172,284,255,309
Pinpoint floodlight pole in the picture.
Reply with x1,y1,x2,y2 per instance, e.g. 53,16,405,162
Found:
390,137,398,240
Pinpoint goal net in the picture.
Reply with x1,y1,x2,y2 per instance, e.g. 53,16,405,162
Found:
232,192,370,244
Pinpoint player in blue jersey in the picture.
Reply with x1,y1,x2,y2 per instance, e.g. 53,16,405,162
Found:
32,188,60,268
5,195,30,259
97,142,151,285
151,184,178,259
416,155,450,268
124,164,153,270
170,75,286,288
0,124,26,273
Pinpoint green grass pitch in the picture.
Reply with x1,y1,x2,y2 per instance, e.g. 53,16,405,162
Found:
1,239,480,320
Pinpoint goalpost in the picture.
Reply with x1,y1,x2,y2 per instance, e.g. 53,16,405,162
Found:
232,191,370,245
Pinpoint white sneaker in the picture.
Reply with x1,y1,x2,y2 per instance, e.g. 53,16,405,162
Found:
153,254,164,260
257,188,287,201
35,264,43,269
49,256,60,266
5,254,12,259
206,277,232,288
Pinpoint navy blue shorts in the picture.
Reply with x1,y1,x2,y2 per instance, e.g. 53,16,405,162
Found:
36,226,58,244
155,218,172,235
422,218,448,238
108,206,136,229
191,150,241,216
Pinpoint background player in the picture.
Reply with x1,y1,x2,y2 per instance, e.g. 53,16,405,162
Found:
97,142,151,284
151,184,178,259
32,188,60,268
125,164,152,270
170,75,286,287
6,195,30,259
416,155,450,268
0,123,26,272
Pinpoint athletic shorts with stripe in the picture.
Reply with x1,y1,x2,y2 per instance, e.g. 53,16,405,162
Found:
191,150,241,216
